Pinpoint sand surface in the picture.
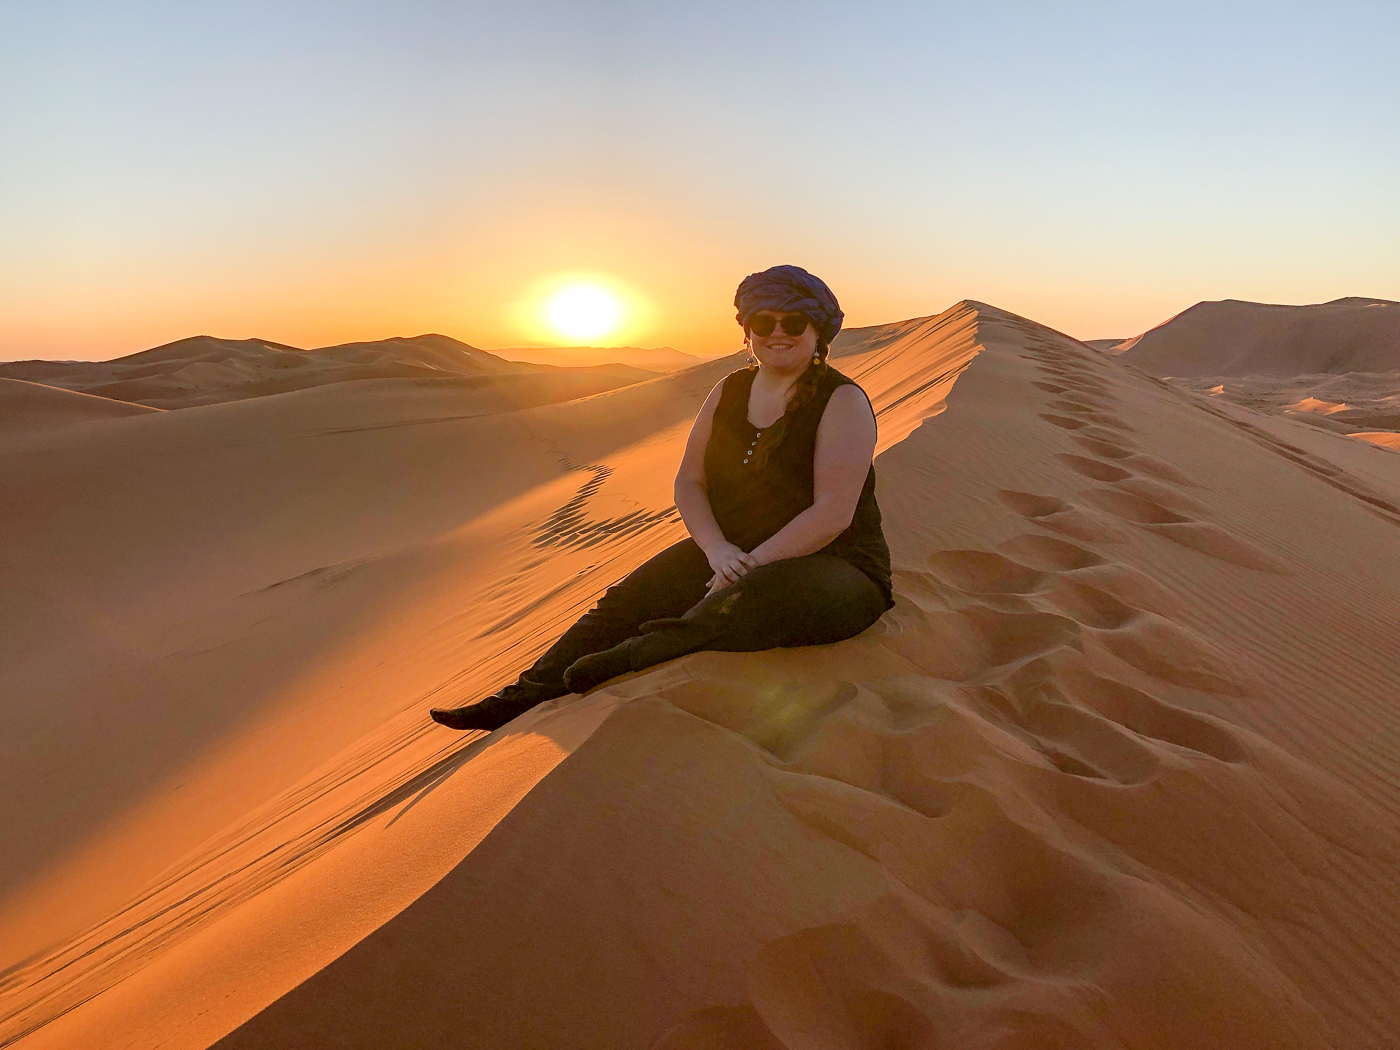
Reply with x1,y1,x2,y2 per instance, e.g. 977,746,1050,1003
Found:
1159,371,1400,446
2,303,1399,1048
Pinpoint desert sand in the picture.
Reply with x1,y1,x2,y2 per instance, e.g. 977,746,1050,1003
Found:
1110,297,1400,461
2,302,1399,1049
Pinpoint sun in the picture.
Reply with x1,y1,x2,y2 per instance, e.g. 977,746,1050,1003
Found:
544,283,624,342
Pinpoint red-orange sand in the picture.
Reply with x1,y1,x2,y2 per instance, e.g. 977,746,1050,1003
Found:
2,303,1398,1048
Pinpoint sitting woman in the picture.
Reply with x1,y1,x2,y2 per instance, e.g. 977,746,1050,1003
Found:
431,264,894,732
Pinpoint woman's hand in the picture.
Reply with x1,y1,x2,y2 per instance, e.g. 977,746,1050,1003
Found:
704,541,757,593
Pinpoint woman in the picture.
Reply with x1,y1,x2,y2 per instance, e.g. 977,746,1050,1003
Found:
431,264,893,732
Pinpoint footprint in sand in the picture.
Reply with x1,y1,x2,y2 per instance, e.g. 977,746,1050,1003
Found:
1068,481,1287,573
1071,434,1135,460
924,550,1049,595
1038,412,1093,432
1059,453,1133,483
1034,362,1114,398
1044,398,1135,431
1118,453,1200,487
924,530,1250,702
996,489,1123,543
995,533,1106,570
1028,378,1283,571
1079,487,1191,525
1046,395,1115,413
1006,652,1249,766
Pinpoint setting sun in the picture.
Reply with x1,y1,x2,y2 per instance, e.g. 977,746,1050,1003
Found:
544,284,624,342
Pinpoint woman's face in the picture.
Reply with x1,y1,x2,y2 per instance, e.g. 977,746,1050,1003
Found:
746,311,819,374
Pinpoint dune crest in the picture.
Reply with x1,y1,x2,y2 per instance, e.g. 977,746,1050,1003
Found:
3,303,1399,1049
0,333,648,410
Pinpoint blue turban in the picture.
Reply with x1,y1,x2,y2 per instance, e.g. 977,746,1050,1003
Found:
734,265,844,347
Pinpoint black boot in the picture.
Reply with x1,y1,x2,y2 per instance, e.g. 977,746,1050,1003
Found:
430,680,559,732
562,640,637,695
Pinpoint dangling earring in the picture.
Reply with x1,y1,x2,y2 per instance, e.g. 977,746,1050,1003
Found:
812,352,820,364
746,338,758,370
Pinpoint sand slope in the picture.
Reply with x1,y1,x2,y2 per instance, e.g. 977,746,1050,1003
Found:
0,379,162,434
1116,297,1400,377
4,304,1399,1049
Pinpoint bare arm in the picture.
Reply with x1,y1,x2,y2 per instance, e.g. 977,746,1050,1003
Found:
747,384,878,568
675,380,758,583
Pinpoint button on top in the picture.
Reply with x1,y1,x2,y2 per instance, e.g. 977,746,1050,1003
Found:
744,427,761,466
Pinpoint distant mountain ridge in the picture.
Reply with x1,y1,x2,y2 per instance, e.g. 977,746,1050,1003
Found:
0,333,659,409
493,344,714,371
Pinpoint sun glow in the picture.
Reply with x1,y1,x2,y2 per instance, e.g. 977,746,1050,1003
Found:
544,283,625,341
508,272,652,347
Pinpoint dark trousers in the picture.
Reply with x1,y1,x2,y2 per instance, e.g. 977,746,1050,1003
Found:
509,538,887,702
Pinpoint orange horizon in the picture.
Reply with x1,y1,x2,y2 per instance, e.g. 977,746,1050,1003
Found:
8,282,1394,364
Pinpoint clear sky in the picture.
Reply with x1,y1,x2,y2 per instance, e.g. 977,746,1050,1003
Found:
2,0,1397,360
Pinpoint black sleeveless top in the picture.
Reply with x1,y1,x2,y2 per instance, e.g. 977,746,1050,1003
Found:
703,366,894,609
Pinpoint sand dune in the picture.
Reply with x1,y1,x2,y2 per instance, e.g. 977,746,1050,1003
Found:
0,333,646,410
494,344,713,372
1116,296,1400,377
1113,298,1400,453
1165,372,1400,454
3,303,1399,1048
0,379,162,434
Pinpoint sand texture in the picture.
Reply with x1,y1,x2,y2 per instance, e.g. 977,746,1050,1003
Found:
2,303,1399,1049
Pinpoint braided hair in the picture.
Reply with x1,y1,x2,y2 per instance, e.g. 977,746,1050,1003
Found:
747,337,831,471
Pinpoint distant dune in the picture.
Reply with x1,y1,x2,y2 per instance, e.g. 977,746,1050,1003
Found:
0,334,651,410
1082,337,1127,352
494,344,715,372
1117,296,1400,376
3,302,1399,1049
1113,298,1400,452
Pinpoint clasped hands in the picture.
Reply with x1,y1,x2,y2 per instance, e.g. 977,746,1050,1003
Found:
704,541,761,596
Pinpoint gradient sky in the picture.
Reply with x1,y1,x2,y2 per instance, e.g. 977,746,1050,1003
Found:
2,0,1397,360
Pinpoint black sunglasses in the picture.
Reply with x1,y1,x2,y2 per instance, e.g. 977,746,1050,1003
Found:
746,313,811,338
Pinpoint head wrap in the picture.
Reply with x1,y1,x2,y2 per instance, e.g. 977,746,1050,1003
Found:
734,265,844,347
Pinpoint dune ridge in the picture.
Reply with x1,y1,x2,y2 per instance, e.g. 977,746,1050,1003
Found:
0,333,648,410
3,303,1399,1048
